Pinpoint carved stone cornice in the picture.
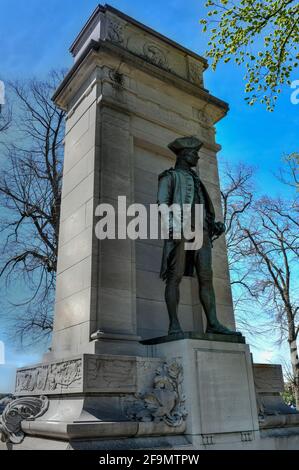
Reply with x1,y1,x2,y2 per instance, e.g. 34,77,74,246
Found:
53,41,228,124
54,4,228,125
70,4,207,68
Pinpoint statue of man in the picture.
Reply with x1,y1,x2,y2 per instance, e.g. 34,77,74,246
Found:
157,136,239,336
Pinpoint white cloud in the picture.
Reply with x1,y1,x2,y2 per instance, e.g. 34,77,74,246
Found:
252,349,275,364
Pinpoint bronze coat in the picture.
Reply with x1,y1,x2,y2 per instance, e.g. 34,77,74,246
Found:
157,168,215,280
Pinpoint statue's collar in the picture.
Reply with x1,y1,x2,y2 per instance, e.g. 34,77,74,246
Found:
175,166,199,178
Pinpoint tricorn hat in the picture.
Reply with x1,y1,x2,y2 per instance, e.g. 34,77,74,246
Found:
168,136,203,155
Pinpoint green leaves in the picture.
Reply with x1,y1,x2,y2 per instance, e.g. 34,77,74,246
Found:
200,0,299,110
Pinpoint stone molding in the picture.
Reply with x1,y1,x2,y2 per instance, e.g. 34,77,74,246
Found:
54,42,227,128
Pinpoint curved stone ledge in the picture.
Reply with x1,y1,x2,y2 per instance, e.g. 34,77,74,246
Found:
22,419,186,440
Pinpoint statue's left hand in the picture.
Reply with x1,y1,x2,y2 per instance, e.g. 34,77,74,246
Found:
213,221,226,237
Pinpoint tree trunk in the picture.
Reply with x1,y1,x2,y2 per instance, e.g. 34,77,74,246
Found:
288,337,299,409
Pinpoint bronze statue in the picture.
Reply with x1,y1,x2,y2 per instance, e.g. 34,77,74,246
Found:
158,136,239,336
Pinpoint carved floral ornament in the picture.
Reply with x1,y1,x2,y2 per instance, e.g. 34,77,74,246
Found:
106,16,170,72
106,17,125,44
0,395,49,444
126,360,187,427
142,42,169,69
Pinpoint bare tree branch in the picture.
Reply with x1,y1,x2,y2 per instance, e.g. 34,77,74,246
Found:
220,157,299,408
0,70,66,343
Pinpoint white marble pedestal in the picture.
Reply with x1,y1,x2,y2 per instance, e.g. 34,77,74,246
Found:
144,335,261,449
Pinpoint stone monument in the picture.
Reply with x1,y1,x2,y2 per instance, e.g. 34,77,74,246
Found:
1,4,299,450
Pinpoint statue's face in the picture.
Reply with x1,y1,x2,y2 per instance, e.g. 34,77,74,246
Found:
180,148,199,167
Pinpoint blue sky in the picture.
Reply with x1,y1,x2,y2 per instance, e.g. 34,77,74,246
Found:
0,0,298,391
0,0,298,190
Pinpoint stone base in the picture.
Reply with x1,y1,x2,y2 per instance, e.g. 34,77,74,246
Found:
253,362,299,428
4,339,299,450
148,337,260,446
6,353,185,446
